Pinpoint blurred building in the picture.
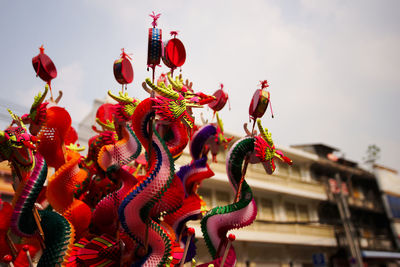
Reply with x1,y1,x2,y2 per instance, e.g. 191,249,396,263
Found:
181,142,338,267
295,144,400,267
0,161,13,203
374,165,400,251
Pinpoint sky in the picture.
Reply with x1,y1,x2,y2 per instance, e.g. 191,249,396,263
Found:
0,0,399,171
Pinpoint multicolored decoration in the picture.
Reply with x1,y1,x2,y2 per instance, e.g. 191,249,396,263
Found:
147,12,162,81
162,31,186,73
208,84,229,114
0,13,292,267
32,45,57,86
113,48,134,85
249,80,273,120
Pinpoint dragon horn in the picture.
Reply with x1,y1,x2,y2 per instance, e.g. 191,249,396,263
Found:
216,112,224,133
145,78,179,100
95,118,115,131
107,90,134,104
142,82,153,94
7,109,26,129
66,143,86,152
257,119,274,146
167,72,183,91
54,90,63,104
30,85,49,110
243,123,252,136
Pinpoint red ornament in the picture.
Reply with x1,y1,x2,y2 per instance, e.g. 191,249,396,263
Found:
249,88,270,119
96,103,115,125
113,49,134,84
3,254,12,262
32,45,57,84
162,32,186,69
187,227,195,235
208,84,228,112
228,233,236,241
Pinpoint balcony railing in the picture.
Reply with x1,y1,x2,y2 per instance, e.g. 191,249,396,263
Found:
337,232,393,251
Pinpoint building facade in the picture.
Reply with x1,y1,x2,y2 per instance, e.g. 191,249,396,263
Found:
295,144,400,266
179,142,338,266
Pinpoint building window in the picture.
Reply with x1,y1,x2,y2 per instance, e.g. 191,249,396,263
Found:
298,204,309,222
285,202,297,221
259,198,275,220
284,202,310,222
216,190,231,207
291,165,302,179
277,161,289,176
198,187,212,209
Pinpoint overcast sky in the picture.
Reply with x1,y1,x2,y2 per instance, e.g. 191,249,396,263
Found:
0,0,399,171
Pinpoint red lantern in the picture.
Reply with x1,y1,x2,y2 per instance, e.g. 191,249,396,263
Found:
162,31,186,69
208,84,228,112
32,45,57,84
249,80,272,119
113,49,134,85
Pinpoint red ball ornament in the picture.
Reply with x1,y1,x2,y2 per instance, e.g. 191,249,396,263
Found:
113,49,134,85
32,45,57,84
249,81,271,120
162,31,186,69
96,103,115,125
228,233,236,241
187,227,195,235
3,254,12,262
208,84,228,112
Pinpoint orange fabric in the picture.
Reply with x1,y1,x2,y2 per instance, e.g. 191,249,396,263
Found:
37,106,72,169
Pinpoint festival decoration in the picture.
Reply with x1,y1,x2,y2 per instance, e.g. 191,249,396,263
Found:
147,12,162,81
249,80,273,121
208,84,229,114
32,45,57,87
113,48,134,87
162,31,186,74
0,13,293,267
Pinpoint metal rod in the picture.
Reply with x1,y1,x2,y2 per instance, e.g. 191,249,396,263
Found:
5,232,17,258
32,207,46,249
235,154,250,203
180,228,195,267
220,234,235,267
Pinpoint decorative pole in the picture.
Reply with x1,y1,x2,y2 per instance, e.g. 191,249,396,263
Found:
220,234,235,267
180,227,195,267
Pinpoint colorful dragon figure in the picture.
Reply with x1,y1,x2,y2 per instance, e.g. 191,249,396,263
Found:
0,126,37,180
21,85,49,136
107,90,140,122
199,121,292,266
163,124,217,264
67,233,122,266
0,116,75,266
199,137,258,266
254,119,292,174
205,112,234,163
145,77,195,129
119,98,176,266
46,148,92,239
145,73,215,130
91,123,142,237
156,119,189,161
